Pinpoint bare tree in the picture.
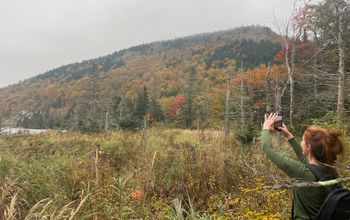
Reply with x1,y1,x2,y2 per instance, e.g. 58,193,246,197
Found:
274,0,312,129
239,63,245,130
265,63,273,113
333,1,348,125
224,68,234,137
308,0,350,124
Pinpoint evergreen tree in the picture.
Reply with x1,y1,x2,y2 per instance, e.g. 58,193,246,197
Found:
118,98,139,130
178,67,198,128
134,86,149,120
110,95,122,128
84,77,102,132
149,96,164,122
149,77,165,122
68,76,103,132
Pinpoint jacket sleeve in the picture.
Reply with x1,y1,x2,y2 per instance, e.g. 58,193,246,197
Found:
261,129,308,179
288,138,308,164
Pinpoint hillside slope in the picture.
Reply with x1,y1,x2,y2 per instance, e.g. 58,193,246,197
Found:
0,25,282,129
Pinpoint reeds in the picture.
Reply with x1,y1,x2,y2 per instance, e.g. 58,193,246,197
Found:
0,128,348,219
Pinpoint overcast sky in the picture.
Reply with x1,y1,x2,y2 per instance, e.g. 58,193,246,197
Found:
0,0,299,88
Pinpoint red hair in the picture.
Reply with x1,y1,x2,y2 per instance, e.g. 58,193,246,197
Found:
303,126,344,165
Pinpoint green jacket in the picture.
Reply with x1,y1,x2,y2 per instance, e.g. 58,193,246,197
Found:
261,129,337,219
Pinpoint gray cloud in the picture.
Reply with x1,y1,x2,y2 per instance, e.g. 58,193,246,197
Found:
0,0,298,88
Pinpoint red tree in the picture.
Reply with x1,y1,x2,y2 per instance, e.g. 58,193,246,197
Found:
165,95,185,120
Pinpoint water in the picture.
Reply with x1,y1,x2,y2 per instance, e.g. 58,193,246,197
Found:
0,127,67,135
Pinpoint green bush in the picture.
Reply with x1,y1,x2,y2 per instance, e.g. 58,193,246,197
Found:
235,123,259,144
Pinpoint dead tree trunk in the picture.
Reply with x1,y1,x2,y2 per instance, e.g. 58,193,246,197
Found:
274,71,289,148
337,11,345,125
240,63,245,130
284,36,297,130
224,69,234,137
275,87,282,114
289,42,297,130
279,1,304,130
314,58,318,98
104,110,109,138
265,63,272,113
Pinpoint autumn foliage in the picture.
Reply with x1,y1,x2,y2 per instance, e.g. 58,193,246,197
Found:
165,95,185,120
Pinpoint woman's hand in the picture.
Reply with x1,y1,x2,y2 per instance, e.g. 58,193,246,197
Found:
263,114,294,139
279,123,294,140
263,113,278,130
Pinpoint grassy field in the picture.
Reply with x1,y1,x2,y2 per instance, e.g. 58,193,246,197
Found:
0,128,348,219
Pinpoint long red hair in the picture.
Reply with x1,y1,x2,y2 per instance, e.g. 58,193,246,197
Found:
303,126,344,165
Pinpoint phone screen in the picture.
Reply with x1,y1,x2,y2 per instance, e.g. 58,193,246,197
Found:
274,116,282,131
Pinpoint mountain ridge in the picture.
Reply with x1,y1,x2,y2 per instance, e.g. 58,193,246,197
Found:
5,25,278,87
0,25,282,129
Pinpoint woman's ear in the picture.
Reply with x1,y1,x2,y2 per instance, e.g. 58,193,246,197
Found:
305,143,311,154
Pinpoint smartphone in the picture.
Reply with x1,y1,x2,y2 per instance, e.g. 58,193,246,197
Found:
274,114,283,131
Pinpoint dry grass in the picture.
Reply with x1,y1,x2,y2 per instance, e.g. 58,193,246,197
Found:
0,128,348,219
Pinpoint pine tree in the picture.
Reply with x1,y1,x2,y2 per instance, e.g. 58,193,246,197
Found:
178,67,198,128
149,78,164,122
110,95,122,128
149,96,164,122
118,98,139,130
134,86,149,120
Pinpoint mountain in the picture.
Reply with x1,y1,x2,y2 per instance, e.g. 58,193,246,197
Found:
0,25,282,130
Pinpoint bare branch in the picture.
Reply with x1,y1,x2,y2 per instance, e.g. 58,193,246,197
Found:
264,177,350,190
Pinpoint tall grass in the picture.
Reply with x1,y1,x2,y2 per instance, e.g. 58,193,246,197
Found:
0,128,348,219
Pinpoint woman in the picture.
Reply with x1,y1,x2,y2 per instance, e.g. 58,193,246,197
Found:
262,113,344,219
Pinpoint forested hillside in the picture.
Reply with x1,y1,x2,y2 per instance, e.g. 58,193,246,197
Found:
0,26,282,131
